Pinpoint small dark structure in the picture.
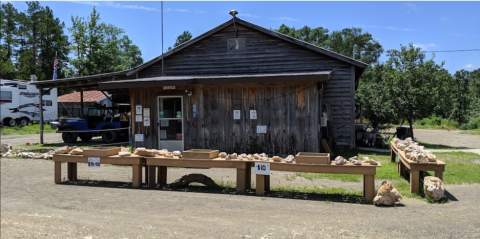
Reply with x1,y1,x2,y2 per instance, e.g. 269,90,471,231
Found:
32,17,367,154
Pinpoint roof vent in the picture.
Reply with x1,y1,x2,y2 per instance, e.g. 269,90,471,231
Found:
229,9,238,17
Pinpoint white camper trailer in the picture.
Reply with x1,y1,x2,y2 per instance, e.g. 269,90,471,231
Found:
0,79,58,126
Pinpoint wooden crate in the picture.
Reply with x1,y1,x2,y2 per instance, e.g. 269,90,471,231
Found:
182,149,219,159
83,147,122,157
295,152,331,164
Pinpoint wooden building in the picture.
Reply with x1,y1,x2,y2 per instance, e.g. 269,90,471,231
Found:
33,17,367,154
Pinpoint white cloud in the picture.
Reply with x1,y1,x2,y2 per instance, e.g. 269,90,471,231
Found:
174,9,190,13
404,3,421,12
72,1,159,11
269,17,299,21
72,1,100,6
413,43,438,50
464,63,474,69
237,13,260,18
195,9,206,14
342,24,418,32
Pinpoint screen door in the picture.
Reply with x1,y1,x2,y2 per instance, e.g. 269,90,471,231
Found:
158,96,183,152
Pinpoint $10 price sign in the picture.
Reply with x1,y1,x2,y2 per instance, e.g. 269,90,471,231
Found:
88,157,100,168
254,162,270,175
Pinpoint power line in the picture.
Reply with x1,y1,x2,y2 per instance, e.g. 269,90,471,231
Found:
359,48,480,53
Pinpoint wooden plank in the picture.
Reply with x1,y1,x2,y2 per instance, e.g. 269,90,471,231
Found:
236,168,246,193
364,175,375,200
410,170,420,194
256,174,265,196
55,161,61,184
148,166,156,188
132,164,142,188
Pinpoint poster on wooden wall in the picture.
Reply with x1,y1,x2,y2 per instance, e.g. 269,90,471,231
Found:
144,108,150,117
144,118,150,126
234,110,241,119
250,110,257,119
135,105,142,115
135,134,144,142
135,115,142,122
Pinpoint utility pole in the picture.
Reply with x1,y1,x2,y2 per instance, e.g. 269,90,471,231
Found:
353,44,358,60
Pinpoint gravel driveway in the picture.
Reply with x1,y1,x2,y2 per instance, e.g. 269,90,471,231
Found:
1,158,480,238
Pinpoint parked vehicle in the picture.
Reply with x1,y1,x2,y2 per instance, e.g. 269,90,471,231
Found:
0,79,58,126
56,105,130,144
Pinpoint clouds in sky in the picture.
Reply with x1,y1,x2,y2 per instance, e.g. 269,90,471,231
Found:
268,17,299,22
72,1,207,13
342,24,418,32
464,63,475,69
237,13,260,18
403,3,421,12
413,43,438,50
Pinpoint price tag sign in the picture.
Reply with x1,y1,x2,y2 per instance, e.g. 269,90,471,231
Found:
254,162,270,175
88,157,100,168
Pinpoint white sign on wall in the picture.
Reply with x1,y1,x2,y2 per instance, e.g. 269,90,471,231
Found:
144,108,150,117
135,115,142,122
233,110,241,120
257,125,267,134
160,130,167,139
144,118,150,126
250,110,257,120
160,120,169,127
135,134,144,142
135,105,142,115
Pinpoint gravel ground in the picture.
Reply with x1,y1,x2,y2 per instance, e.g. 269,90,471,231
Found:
1,158,480,238
387,129,480,149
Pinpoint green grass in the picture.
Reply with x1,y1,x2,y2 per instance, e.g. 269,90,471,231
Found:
293,150,480,200
461,128,480,135
0,124,56,135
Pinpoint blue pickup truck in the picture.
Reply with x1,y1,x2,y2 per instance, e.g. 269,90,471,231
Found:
56,106,130,144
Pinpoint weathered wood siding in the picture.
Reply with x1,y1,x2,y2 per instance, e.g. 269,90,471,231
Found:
130,81,319,154
136,23,355,148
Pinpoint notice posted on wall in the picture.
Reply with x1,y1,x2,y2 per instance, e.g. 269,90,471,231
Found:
135,115,142,122
135,105,142,115
257,125,267,134
250,110,257,119
234,110,241,119
144,118,150,126
143,108,150,117
135,134,144,142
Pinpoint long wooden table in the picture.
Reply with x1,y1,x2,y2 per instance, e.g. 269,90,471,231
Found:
53,154,145,188
390,142,446,193
146,157,252,193
146,156,381,200
252,160,381,200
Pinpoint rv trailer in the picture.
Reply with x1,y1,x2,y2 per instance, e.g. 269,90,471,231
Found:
0,79,58,126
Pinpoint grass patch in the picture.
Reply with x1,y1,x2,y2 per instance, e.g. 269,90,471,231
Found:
0,124,56,135
461,128,480,135
435,152,480,184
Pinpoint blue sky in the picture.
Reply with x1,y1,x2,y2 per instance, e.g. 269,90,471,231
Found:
7,1,480,74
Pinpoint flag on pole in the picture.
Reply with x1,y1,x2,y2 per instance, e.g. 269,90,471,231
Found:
53,52,58,80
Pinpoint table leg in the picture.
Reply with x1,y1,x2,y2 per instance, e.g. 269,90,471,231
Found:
435,171,443,181
148,166,156,188
236,168,246,193
391,149,396,163
67,162,77,181
399,161,406,176
410,170,420,194
364,175,375,200
245,163,252,190
256,174,265,196
132,164,142,188
265,175,270,192
144,164,149,184
55,161,62,184
158,166,167,187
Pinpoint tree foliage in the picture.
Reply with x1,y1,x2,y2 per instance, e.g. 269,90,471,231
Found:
174,30,192,47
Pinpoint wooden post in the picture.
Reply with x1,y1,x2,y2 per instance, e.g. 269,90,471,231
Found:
80,90,84,118
435,171,443,180
132,164,142,188
158,166,167,187
236,168,246,193
148,166,156,188
245,162,252,190
39,88,44,144
364,175,375,200
54,161,61,184
256,174,265,196
67,163,77,181
410,170,420,194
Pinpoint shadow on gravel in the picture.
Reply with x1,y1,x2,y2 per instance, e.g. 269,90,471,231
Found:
444,190,459,202
59,180,379,205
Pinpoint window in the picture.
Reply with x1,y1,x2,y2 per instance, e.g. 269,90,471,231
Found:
18,85,27,89
1,91,13,103
42,100,53,106
43,89,50,95
228,38,246,51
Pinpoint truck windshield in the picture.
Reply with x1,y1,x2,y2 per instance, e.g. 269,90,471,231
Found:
87,108,105,117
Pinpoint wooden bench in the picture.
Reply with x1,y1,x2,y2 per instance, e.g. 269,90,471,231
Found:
390,142,446,193
145,157,253,193
254,161,381,200
146,156,381,200
53,154,145,188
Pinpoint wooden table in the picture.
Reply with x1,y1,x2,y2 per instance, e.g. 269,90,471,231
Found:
390,142,446,193
252,160,381,200
53,154,146,188
145,157,252,193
